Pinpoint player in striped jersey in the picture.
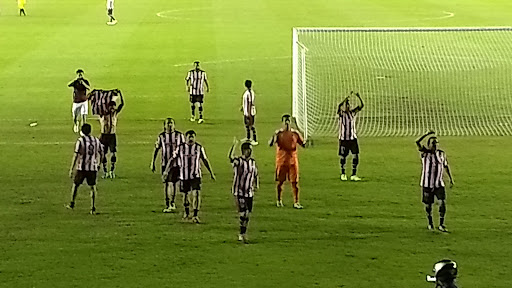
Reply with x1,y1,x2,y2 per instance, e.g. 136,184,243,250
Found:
185,61,209,124
99,92,124,179
68,69,90,133
228,138,259,243
106,0,117,25
416,131,454,232
66,124,104,214
164,130,215,223
241,80,258,145
151,118,185,213
269,114,306,209
337,91,364,181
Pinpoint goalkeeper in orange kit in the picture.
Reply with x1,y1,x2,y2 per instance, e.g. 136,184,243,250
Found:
269,114,306,209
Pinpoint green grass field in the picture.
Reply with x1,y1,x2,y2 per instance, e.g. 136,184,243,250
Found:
1,0,512,287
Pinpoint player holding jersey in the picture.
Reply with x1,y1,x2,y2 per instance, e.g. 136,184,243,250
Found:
99,91,124,179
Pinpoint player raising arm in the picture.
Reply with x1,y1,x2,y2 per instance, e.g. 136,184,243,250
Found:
337,91,364,181
163,130,215,223
151,118,185,213
269,114,306,209
99,90,124,179
185,61,209,123
68,69,90,133
416,130,454,232
228,138,259,243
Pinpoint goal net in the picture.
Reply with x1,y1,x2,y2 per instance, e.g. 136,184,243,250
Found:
292,27,512,139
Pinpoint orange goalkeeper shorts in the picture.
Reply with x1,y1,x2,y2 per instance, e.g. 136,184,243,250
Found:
276,164,299,183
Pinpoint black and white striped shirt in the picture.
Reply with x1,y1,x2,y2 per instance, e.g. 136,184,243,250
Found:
156,131,185,170
420,147,448,188
186,69,208,95
338,110,358,140
231,156,258,197
74,135,103,171
172,142,208,180
242,89,256,117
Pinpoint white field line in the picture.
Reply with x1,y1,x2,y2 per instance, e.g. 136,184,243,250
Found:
172,56,291,67
422,11,455,20
156,8,207,19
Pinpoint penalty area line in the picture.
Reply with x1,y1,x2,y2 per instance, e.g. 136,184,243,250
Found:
172,56,291,67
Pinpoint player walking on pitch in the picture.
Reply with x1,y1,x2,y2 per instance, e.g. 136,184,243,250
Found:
68,69,90,133
416,130,454,232
66,124,104,214
185,61,209,123
241,80,258,145
269,114,306,209
106,0,117,25
229,138,259,242
17,0,26,16
151,118,185,213
337,91,364,181
99,90,124,179
164,130,215,223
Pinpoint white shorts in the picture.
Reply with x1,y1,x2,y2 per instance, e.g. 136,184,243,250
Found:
72,101,88,118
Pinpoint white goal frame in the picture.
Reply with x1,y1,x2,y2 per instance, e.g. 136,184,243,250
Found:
292,26,512,139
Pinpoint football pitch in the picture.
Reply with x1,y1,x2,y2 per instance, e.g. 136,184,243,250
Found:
1,0,512,287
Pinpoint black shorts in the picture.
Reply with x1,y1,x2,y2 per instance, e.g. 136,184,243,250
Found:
180,178,201,193
236,196,253,213
107,8,113,16
162,167,180,184
190,94,204,104
422,186,446,204
339,139,359,156
74,170,97,186
244,115,255,126
100,134,117,153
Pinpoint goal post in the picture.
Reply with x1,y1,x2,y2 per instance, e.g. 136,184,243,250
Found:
292,27,512,139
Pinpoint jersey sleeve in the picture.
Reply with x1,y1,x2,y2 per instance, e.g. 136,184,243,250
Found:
155,135,162,149
185,71,191,81
74,140,81,154
231,157,240,166
418,145,429,153
200,146,207,160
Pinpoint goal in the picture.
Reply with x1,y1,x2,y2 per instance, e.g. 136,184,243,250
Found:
292,27,512,139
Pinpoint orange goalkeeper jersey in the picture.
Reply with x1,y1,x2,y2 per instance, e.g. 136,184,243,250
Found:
275,128,304,166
